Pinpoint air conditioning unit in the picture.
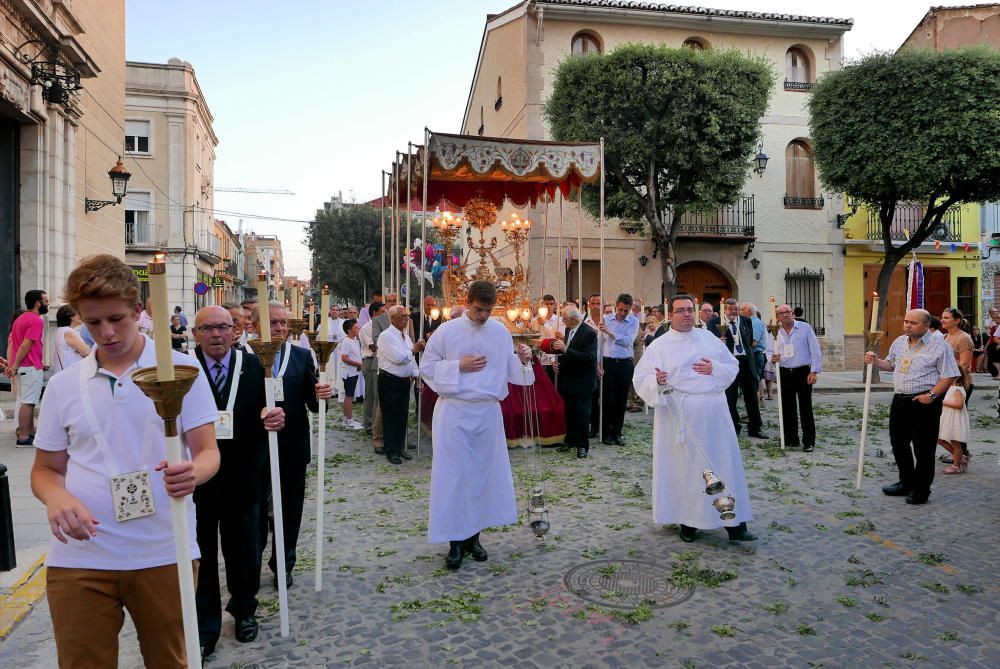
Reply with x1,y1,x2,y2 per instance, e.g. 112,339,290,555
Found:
930,223,950,241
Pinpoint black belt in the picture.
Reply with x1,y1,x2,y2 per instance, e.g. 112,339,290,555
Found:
378,370,409,380
781,365,810,371
894,392,929,399
603,357,632,363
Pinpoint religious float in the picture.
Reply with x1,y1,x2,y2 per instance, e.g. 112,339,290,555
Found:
385,130,605,448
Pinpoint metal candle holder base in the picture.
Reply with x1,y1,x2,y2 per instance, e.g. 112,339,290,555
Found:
287,319,306,339
310,340,335,368
864,330,884,352
131,366,200,436
253,338,286,377
765,322,779,339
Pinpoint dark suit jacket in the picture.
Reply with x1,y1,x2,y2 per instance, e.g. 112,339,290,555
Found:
645,322,669,346
410,312,442,339
556,324,598,397
192,346,268,508
707,315,759,382
274,342,319,470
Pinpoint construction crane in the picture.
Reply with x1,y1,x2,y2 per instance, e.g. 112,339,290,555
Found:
215,187,295,195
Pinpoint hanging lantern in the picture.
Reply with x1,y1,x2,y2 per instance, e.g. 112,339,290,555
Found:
506,308,520,322
520,307,532,321
430,307,441,320
538,305,549,320
527,487,550,539
441,306,452,319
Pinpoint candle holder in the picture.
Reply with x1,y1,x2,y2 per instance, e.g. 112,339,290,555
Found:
717,318,730,341
131,366,201,436
863,330,884,353
254,338,286,377
287,319,306,339
712,494,737,521
527,487,550,540
765,321,779,339
702,469,726,495
310,339,336,369
303,330,318,347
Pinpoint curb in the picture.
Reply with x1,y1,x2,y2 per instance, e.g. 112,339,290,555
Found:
0,553,46,639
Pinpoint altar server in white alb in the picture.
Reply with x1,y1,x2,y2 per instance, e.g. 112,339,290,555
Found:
633,294,756,544
420,280,534,571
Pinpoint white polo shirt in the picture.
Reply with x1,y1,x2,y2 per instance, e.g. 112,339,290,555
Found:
34,335,217,570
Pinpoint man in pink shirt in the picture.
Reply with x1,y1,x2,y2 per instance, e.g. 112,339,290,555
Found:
5,289,49,445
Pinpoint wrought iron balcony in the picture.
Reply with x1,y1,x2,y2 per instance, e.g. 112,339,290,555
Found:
672,195,756,240
866,203,961,242
196,232,222,261
125,220,156,248
784,196,824,209
985,201,1000,237
783,80,814,92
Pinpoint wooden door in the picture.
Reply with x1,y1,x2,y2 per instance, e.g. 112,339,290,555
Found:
864,264,906,356
924,266,951,320
676,262,732,307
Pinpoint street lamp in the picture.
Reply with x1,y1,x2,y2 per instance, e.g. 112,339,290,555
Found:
752,140,768,177
85,157,131,212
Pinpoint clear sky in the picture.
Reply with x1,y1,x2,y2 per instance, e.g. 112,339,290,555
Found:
125,0,975,277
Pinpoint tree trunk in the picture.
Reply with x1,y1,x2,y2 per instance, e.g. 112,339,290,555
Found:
658,208,683,302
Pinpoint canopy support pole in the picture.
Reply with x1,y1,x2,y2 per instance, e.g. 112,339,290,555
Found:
598,138,605,444
558,193,564,305
418,129,430,460
406,143,413,311
380,170,387,296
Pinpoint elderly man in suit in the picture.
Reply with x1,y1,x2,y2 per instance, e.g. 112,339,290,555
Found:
250,301,333,589
191,306,284,656
708,298,767,439
552,305,598,458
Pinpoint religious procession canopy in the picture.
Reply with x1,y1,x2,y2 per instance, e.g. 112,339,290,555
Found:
397,130,602,208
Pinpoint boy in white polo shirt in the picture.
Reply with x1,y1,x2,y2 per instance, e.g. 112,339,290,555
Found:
31,254,220,668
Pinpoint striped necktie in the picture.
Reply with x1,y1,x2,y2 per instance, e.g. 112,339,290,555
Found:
212,361,226,393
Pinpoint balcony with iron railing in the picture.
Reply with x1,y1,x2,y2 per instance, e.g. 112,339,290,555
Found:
984,201,1000,237
125,219,157,249
197,231,222,261
784,195,824,209
663,195,756,240
866,203,961,242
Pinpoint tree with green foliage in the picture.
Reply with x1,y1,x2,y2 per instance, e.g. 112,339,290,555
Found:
306,204,382,306
809,47,1000,327
544,43,774,298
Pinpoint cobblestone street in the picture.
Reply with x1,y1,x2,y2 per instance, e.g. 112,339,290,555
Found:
3,389,999,668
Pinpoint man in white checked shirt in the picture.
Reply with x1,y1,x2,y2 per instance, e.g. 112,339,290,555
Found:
866,309,960,505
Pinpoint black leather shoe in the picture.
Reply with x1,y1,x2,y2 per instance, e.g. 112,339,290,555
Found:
803,444,815,452
882,482,911,496
374,447,385,455
400,451,413,461
577,447,588,459
726,522,758,542
905,490,930,505
465,537,488,562
748,431,768,439
446,543,463,570
388,455,403,464
235,615,259,642
679,525,697,543
614,436,624,446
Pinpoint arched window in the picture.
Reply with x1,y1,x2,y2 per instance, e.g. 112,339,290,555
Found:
682,37,709,51
784,140,822,208
784,47,813,90
496,76,502,110
571,31,601,56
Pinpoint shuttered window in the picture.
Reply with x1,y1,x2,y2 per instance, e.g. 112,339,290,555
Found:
785,141,816,199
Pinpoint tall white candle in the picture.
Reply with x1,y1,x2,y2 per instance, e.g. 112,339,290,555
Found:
258,271,271,343
769,296,777,325
148,254,175,382
319,286,330,340
870,293,879,331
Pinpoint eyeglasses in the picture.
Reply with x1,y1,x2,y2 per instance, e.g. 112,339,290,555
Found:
776,310,792,315
672,308,696,314
196,323,234,333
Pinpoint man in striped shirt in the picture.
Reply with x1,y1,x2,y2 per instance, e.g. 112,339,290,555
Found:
865,309,960,505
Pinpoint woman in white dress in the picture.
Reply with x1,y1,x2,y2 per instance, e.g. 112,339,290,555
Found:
52,304,91,372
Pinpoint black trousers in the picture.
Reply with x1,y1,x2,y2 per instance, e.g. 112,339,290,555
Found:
196,500,261,646
779,365,816,446
601,357,633,439
562,390,592,450
260,459,307,576
590,386,600,435
889,393,943,494
725,355,762,434
378,371,411,457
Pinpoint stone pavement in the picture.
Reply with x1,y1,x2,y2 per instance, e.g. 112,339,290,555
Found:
1,387,998,668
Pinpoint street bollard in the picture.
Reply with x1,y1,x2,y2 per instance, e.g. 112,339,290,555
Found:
0,463,15,571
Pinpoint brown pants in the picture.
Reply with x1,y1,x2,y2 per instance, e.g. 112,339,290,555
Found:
47,561,198,669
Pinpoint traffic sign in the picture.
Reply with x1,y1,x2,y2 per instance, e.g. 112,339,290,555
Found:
193,281,209,296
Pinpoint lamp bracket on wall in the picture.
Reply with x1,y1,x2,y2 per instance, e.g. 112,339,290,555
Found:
14,40,82,105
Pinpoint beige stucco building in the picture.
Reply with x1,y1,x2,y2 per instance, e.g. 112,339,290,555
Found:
459,0,855,367
123,58,220,314
1,0,126,348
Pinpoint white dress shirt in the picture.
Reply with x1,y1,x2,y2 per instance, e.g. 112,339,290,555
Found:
376,325,419,378
359,320,375,359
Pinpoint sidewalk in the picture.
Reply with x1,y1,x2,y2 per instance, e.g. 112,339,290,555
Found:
813,370,998,394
